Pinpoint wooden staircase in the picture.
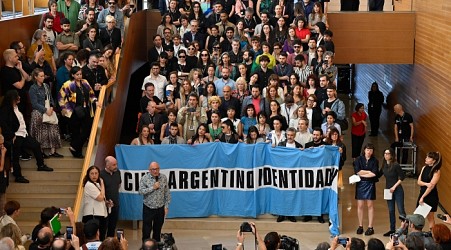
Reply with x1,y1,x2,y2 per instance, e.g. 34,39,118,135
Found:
7,142,83,234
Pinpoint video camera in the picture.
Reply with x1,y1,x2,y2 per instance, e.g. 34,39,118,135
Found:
279,235,299,250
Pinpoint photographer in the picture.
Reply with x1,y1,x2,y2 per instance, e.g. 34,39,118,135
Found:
329,236,365,250
235,222,266,250
394,214,435,248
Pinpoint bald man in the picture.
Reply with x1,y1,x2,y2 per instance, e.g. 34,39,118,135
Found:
29,227,53,250
100,156,121,238
392,104,414,164
139,161,171,242
219,85,241,119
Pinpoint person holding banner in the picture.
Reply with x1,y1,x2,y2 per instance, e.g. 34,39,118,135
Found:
354,143,379,236
139,162,171,242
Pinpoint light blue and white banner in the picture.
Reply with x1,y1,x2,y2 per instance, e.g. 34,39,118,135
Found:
115,143,340,235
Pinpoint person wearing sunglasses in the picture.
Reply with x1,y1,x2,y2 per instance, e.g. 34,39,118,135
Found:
97,0,125,37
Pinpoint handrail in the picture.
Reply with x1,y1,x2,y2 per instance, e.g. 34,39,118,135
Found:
72,82,108,220
73,53,121,220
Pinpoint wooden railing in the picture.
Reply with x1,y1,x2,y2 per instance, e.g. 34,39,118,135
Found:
73,79,114,220
72,10,150,220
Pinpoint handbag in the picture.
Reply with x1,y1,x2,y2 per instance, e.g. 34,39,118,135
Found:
74,106,86,118
336,118,349,131
42,86,58,125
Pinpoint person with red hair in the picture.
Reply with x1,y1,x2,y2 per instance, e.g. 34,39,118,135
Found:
432,223,451,249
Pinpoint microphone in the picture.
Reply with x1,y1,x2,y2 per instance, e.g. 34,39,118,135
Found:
155,175,159,182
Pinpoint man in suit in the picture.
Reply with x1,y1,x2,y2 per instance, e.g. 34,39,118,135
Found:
182,19,205,49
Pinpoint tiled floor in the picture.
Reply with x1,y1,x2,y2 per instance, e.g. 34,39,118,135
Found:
118,96,442,249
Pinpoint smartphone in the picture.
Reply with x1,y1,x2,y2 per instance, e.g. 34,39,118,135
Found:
38,44,43,51
391,233,399,246
187,107,196,112
116,229,124,241
130,4,135,8
60,208,67,215
437,214,447,221
338,237,348,246
66,226,73,240
211,244,222,250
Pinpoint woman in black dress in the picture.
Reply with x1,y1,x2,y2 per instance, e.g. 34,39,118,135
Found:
367,82,384,136
354,143,379,236
417,151,442,229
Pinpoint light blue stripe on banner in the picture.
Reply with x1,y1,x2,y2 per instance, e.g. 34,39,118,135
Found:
115,143,340,235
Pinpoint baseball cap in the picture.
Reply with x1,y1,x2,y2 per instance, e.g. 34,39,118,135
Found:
406,214,425,228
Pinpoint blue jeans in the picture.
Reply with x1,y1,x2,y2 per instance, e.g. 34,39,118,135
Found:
387,185,406,231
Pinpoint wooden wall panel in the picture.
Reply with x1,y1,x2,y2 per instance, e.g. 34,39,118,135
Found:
353,0,451,211
94,11,149,166
328,12,415,64
0,15,42,66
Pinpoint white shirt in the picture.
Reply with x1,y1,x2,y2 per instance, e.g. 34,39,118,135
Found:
295,130,313,148
14,106,28,137
280,103,299,127
142,74,168,100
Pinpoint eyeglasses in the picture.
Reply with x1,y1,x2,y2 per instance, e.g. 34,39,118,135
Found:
293,45,300,48
201,54,208,56
108,2,116,4
150,168,160,171
179,56,186,58
384,152,391,155
106,21,114,23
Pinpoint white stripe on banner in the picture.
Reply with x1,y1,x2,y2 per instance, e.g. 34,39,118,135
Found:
120,165,338,193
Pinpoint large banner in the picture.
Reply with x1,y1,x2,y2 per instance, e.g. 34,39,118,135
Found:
115,143,340,235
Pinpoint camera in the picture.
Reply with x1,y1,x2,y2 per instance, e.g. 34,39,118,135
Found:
66,226,73,240
323,59,328,65
399,215,407,222
279,235,299,250
338,237,348,246
437,214,447,221
59,208,66,215
187,107,196,112
240,222,253,233
391,233,399,246
211,244,222,250
116,229,124,241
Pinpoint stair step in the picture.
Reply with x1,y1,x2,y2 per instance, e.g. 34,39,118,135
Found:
158,216,330,232
6,194,76,208
18,157,84,170
19,169,82,181
8,180,78,194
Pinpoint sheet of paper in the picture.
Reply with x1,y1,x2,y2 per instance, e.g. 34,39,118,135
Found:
384,189,393,200
349,174,361,184
414,203,432,218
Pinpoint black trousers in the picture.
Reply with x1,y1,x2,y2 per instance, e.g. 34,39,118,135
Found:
341,0,360,11
368,107,381,135
369,0,384,11
351,133,366,158
70,108,93,153
82,215,107,241
142,205,165,242
12,136,44,177
106,206,119,238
